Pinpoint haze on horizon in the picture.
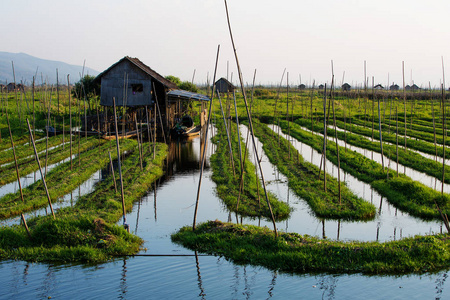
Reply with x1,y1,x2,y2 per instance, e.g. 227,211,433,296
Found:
2,0,449,88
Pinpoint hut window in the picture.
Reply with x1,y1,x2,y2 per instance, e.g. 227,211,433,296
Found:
131,84,143,94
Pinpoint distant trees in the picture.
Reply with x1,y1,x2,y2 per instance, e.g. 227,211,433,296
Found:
72,75,100,100
165,75,198,93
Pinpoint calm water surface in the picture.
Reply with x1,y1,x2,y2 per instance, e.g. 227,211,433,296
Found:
1,126,449,299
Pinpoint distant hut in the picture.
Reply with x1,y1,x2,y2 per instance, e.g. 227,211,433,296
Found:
390,84,399,91
405,85,411,91
342,83,351,91
298,84,306,90
411,84,420,91
215,77,235,93
318,84,324,90
374,84,384,90
7,83,17,92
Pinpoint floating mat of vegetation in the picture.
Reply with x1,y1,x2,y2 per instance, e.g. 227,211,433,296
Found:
294,117,450,184
0,143,168,263
0,139,136,219
172,220,450,274
0,136,102,186
251,120,376,221
276,119,450,220
210,121,291,221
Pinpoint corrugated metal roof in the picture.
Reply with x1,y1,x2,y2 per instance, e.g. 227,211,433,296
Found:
95,56,178,89
167,89,211,101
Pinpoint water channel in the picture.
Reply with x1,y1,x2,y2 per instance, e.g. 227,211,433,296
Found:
1,127,449,299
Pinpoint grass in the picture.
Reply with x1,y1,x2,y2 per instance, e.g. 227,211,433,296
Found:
0,142,168,263
251,119,376,220
275,119,450,220
210,120,291,220
172,220,450,274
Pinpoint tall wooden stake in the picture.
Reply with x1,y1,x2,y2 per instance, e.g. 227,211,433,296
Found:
26,119,55,219
113,97,128,230
224,0,278,236
193,44,220,231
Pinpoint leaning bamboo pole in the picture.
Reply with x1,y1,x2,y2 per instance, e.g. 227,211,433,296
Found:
193,44,220,231
378,96,385,170
26,119,55,219
332,87,341,204
224,0,278,236
232,90,243,176
113,97,128,231
217,90,235,175
68,75,73,170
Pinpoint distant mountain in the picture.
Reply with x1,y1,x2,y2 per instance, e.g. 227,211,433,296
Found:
0,52,99,85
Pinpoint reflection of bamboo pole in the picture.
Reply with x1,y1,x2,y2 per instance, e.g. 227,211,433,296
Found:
224,0,278,236
26,118,55,219
113,97,128,231
193,45,220,231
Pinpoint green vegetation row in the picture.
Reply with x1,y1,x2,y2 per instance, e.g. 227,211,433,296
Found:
210,120,291,221
294,118,450,184
332,117,447,159
251,120,376,220
346,115,448,147
0,142,168,262
0,134,65,165
172,220,450,274
0,136,103,186
0,138,135,219
275,119,450,220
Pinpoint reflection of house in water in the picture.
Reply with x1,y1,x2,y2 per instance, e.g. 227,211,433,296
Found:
165,137,209,177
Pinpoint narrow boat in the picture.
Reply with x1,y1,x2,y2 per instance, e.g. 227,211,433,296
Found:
172,115,200,137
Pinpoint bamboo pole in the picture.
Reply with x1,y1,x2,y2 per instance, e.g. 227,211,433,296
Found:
396,106,399,177
6,108,25,203
217,90,235,175
431,82,438,162
441,84,446,196
113,97,128,231
146,105,152,154
12,62,22,128
109,151,117,193
402,61,407,151
232,90,243,176
378,96,385,170
135,115,143,171
224,0,278,236
193,44,220,231
68,75,73,170
153,82,166,144
332,88,341,204
26,119,55,219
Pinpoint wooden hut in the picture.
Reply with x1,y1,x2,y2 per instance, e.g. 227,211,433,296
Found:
342,83,351,91
298,84,306,90
390,84,399,91
215,77,235,93
374,84,384,90
96,56,177,134
96,56,210,138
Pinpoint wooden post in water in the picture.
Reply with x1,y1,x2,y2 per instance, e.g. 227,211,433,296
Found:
224,0,278,236
113,97,128,231
441,84,446,196
26,119,55,219
396,106,399,177
153,82,166,144
193,44,220,231
145,105,152,154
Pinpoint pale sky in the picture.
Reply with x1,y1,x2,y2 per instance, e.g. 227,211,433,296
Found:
2,0,450,88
